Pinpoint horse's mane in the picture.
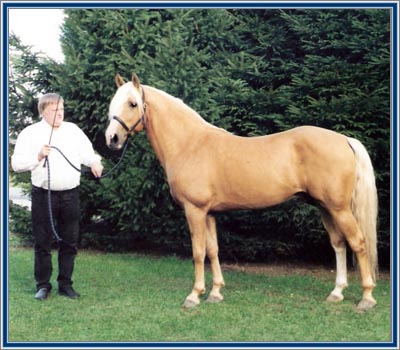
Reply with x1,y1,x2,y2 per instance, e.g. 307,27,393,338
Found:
144,85,225,132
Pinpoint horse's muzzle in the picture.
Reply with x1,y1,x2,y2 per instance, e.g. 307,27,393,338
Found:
106,118,126,150
108,133,121,150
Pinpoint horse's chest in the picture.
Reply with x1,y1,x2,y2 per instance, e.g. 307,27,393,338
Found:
167,170,214,208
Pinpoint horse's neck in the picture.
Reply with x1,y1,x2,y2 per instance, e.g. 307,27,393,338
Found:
144,86,211,169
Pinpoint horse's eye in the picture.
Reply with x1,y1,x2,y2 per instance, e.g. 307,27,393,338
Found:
129,101,137,108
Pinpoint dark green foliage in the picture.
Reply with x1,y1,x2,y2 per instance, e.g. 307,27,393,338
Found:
8,201,33,246
9,35,61,138
9,9,390,265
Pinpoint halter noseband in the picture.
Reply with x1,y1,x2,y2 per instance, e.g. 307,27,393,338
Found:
112,115,142,134
112,87,147,135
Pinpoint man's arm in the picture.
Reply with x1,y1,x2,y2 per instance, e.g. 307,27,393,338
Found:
11,130,43,172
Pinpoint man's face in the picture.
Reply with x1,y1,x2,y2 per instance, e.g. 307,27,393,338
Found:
42,101,64,128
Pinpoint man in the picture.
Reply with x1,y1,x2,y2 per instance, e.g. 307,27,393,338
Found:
12,93,103,300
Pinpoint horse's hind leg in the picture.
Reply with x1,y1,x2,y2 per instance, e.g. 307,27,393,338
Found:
321,210,348,303
205,215,225,303
329,209,376,311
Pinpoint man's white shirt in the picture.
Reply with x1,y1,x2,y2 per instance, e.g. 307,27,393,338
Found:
12,119,101,190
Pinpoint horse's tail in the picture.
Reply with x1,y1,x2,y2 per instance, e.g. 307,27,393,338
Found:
347,137,378,282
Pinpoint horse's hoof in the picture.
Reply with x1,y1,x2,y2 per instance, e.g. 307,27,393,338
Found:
206,294,224,304
182,298,200,309
326,293,344,303
356,298,376,312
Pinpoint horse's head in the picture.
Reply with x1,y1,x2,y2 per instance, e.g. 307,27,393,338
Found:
106,73,146,150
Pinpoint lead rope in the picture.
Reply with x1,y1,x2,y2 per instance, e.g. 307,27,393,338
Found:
50,138,130,178
45,138,131,243
45,157,63,242
43,96,63,242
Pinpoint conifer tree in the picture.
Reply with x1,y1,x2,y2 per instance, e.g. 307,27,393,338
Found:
9,9,390,264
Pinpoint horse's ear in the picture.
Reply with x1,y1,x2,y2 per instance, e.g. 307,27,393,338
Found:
115,74,125,88
132,73,141,89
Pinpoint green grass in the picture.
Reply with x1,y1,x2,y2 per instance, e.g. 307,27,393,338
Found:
7,248,392,343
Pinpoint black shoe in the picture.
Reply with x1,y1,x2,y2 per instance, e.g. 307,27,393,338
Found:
35,288,50,300
58,286,80,299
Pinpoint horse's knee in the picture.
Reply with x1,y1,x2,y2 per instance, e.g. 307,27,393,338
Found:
206,245,219,258
192,249,206,263
190,232,207,263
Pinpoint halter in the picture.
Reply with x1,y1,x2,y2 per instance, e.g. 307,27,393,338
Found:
112,87,147,136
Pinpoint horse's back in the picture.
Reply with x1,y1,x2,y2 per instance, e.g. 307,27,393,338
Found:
214,125,352,173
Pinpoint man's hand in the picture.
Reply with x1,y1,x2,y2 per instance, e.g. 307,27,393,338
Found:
90,162,104,178
38,145,51,161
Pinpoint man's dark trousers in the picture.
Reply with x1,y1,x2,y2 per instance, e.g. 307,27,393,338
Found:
31,185,79,291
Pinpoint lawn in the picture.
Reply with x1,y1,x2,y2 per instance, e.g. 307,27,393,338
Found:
6,247,392,344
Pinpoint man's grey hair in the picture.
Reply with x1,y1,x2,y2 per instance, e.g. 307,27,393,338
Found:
38,93,63,115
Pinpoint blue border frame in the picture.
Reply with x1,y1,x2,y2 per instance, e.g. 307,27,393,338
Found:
1,1,398,349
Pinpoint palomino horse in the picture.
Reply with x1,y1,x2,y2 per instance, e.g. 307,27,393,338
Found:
105,73,378,312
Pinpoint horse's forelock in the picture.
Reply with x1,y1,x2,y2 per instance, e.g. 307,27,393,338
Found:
109,82,144,120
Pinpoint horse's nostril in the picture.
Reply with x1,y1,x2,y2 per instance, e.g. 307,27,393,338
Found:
111,134,119,145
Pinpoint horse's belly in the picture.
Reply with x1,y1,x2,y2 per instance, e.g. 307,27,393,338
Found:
210,173,301,211
211,195,293,211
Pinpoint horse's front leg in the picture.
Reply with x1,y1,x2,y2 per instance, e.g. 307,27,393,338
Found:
206,215,225,303
183,204,207,308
